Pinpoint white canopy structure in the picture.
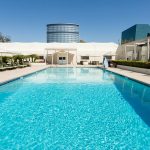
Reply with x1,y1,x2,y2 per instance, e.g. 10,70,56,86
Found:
0,42,118,64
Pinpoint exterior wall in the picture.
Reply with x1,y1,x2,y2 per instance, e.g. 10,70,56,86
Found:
53,53,57,64
121,24,150,44
68,53,75,64
136,46,142,60
141,46,148,61
46,55,52,64
115,45,126,60
47,24,79,43
58,52,76,65
116,44,137,60
46,51,76,65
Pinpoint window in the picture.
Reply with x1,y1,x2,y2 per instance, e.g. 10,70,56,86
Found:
39,56,44,59
105,56,112,60
81,56,89,60
59,57,66,60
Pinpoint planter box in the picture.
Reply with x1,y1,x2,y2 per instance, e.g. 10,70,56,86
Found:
117,65,150,75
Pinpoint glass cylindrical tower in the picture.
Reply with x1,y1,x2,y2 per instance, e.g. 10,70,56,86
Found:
47,23,79,43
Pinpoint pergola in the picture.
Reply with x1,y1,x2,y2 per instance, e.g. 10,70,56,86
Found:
45,48,77,65
124,38,150,60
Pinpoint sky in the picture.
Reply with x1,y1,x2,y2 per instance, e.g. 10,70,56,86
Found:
0,0,150,43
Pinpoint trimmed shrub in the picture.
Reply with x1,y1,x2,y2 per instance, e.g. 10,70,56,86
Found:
112,60,150,69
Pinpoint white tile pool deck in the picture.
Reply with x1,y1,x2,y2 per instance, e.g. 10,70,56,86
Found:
106,67,150,86
0,65,150,86
0,64,49,85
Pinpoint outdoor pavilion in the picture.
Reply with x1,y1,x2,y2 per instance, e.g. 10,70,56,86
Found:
45,48,77,65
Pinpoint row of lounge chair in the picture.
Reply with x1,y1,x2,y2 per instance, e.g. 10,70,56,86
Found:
0,64,30,71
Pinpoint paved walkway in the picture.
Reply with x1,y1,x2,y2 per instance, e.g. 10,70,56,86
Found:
0,64,49,85
106,67,150,86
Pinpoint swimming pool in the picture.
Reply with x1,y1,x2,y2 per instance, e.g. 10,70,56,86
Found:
0,67,150,149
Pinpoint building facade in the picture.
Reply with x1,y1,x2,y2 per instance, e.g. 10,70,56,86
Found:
47,23,79,43
115,24,150,61
121,24,150,44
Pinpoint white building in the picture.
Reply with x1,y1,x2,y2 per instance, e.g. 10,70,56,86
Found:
0,42,118,65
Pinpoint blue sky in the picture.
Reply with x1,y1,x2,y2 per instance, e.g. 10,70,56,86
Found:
0,0,150,43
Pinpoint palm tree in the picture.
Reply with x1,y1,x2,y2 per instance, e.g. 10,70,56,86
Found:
30,54,39,62
13,55,24,65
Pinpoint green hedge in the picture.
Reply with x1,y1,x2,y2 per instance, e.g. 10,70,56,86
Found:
112,60,150,69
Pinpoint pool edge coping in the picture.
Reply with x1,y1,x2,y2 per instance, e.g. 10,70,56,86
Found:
99,67,150,87
0,66,149,87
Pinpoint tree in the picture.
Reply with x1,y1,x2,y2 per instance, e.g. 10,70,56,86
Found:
4,36,11,42
0,32,11,42
0,33,3,42
80,39,86,43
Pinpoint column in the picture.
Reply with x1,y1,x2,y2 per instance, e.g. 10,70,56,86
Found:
76,49,77,65
0,52,2,67
55,50,56,65
67,50,69,65
125,45,127,60
148,38,150,60
134,44,137,60
46,49,48,64
52,53,53,65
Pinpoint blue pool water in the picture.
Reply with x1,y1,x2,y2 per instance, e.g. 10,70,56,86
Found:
0,67,150,149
